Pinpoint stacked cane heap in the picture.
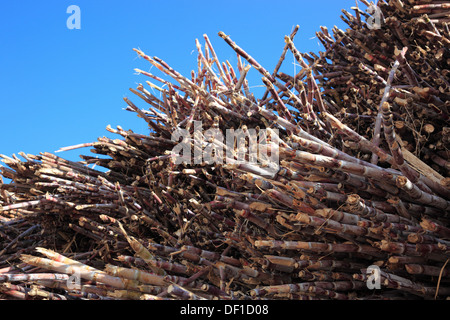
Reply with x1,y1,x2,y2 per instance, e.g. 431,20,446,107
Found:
1,0,449,300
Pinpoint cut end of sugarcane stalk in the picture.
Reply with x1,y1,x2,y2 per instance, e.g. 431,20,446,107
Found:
218,31,227,39
133,48,145,57
396,176,408,188
346,194,360,205
420,218,436,232
35,247,55,257
20,254,37,265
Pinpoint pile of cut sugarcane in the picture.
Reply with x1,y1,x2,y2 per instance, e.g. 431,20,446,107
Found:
1,0,449,300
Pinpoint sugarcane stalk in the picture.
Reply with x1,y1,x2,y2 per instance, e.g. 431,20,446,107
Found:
254,239,383,257
0,273,69,282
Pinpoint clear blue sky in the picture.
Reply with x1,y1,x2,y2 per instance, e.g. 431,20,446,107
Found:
0,0,353,165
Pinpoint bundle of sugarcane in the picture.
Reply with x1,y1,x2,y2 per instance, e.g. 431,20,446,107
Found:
311,0,450,172
0,0,449,300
